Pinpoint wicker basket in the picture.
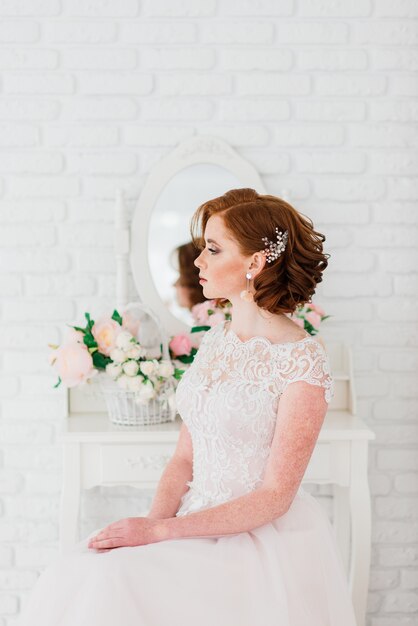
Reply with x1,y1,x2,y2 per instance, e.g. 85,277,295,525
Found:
99,303,177,426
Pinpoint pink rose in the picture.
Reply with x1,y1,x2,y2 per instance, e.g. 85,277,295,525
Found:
50,342,94,388
207,311,225,327
92,317,121,356
308,302,325,317
306,311,322,330
169,333,193,357
191,300,216,324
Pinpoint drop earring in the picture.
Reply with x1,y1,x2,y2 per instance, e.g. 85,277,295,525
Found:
240,272,254,302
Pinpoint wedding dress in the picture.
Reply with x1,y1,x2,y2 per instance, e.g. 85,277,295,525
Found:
18,319,357,626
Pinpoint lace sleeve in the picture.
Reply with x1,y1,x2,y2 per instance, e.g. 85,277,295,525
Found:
279,339,335,404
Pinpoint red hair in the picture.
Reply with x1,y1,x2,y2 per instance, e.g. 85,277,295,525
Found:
190,188,330,315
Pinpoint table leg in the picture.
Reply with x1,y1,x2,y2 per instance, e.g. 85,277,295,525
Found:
333,484,350,578
59,443,81,554
349,441,372,626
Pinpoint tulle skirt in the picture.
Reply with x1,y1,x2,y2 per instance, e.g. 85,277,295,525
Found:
17,490,357,626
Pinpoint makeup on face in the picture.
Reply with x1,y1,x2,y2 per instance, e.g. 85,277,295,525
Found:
196,236,221,280
194,215,247,299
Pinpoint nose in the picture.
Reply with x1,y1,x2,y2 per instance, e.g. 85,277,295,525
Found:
194,252,203,269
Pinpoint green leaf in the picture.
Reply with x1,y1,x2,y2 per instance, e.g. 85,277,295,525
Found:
83,334,98,349
112,310,123,325
174,368,185,380
92,352,112,370
85,312,94,331
190,325,210,333
174,348,198,364
53,377,62,388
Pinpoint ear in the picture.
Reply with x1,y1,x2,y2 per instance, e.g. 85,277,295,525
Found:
249,251,266,276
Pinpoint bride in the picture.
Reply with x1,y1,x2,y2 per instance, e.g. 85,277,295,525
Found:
18,188,357,626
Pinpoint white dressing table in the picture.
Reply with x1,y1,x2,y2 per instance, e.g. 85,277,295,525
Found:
58,136,375,626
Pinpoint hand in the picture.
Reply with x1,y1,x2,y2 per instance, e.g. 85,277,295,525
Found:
87,516,168,551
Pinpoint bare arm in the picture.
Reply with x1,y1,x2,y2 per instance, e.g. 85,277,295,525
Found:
147,421,193,520
161,381,328,540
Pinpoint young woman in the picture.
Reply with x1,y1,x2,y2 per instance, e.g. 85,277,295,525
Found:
18,189,357,626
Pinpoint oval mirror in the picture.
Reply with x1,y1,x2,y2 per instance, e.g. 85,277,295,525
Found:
148,163,242,327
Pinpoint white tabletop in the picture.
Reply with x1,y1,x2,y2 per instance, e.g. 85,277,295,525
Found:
57,411,375,443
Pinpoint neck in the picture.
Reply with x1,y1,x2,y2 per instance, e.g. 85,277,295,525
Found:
225,296,289,338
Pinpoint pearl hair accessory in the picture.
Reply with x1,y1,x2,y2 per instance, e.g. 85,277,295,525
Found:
261,227,289,263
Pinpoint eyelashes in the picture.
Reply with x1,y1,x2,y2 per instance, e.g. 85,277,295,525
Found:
196,242,218,254
199,246,218,254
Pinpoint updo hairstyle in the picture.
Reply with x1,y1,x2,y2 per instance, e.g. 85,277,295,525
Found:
190,188,330,316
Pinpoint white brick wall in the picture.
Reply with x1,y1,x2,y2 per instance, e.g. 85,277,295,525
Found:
0,2,417,624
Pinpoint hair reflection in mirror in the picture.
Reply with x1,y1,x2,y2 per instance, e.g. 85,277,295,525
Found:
171,241,209,310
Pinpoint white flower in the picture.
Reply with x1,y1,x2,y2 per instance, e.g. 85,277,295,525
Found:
126,345,145,359
116,330,134,350
116,374,131,390
126,376,143,392
135,380,155,404
109,347,126,363
106,362,122,379
157,360,174,378
139,360,156,376
122,360,140,377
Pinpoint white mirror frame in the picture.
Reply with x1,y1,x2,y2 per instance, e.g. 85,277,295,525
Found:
129,135,266,337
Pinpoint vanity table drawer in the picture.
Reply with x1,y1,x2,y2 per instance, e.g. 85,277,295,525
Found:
100,443,175,484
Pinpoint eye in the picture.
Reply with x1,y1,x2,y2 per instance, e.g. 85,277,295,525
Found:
207,247,218,255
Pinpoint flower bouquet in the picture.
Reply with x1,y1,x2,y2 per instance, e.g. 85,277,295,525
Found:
49,305,184,426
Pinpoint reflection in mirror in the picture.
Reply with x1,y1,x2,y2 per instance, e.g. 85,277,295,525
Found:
148,163,242,327
170,240,206,315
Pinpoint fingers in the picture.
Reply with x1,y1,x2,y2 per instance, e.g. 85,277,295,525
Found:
88,537,125,550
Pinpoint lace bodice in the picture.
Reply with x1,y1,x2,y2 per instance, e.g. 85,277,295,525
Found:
174,320,334,517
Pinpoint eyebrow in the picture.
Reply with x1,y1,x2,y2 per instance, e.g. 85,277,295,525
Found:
206,238,220,245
